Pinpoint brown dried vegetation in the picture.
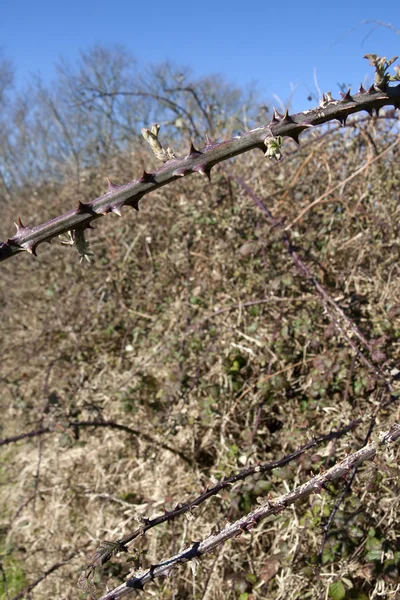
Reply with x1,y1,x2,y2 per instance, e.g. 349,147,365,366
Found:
1,74,400,599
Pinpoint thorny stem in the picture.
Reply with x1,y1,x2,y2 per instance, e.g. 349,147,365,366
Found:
1,83,400,262
83,418,362,574
96,424,400,599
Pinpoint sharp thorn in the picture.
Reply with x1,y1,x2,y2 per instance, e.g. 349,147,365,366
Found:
288,132,300,145
133,580,144,591
5,237,20,248
106,177,122,192
128,196,141,211
173,167,188,177
149,565,156,581
192,164,211,181
272,108,282,122
188,142,201,157
77,201,94,214
357,84,366,94
98,206,112,216
26,245,37,256
111,206,122,216
340,90,353,103
14,217,27,233
282,109,293,123
138,170,154,184
205,133,213,145
367,85,376,94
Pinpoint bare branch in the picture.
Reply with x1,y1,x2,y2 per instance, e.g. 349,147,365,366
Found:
96,424,400,599
9,547,86,600
0,419,191,464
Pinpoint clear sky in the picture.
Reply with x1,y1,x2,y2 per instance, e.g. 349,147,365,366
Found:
1,0,399,113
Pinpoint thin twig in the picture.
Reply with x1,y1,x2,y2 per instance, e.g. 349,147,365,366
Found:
0,420,191,465
9,547,86,600
228,171,392,388
286,135,400,229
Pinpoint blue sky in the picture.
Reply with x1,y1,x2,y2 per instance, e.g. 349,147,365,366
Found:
1,0,399,113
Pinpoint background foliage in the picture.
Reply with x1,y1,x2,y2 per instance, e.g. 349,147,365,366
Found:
0,44,399,600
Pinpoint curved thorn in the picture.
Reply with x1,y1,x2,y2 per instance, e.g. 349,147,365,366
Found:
282,109,294,123
76,201,95,215
26,244,37,256
5,237,20,248
340,90,353,103
138,170,154,184
173,167,188,177
188,142,201,157
111,206,122,216
192,164,211,181
97,206,112,216
14,217,27,233
128,195,141,211
272,108,282,122
106,177,121,192
287,131,300,145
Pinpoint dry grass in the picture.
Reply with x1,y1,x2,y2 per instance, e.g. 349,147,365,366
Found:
1,115,400,600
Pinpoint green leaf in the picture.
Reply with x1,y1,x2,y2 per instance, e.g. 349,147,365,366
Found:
366,549,382,562
321,549,334,564
366,537,382,551
328,581,346,600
